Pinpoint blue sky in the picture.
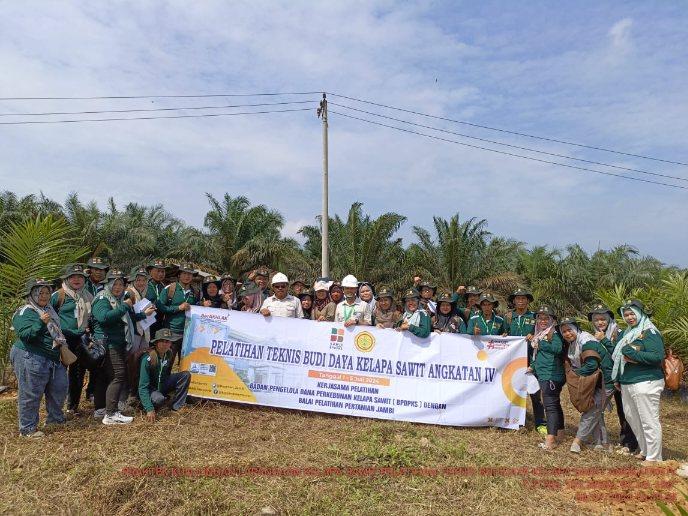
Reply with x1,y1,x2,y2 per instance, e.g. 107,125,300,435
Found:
1,1,687,266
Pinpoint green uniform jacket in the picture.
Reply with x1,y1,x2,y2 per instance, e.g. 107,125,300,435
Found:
138,351,172,413
147,280,165,305
92,295,130,350
506,310,536,365
50,291,87,339
12,306,60,362
157,282,197,334
616,328,665,384
466,314,506,336
599,328,622,355
576,340,615,390
532,332,565,382
394,311,431,338
85,278,104,297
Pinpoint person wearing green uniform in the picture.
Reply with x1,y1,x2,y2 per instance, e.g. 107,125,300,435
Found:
588,303,637,453
92,268,137,425
417,281,437,316
559,318,614,453
529,305,565,450
394,288,431,338
253,268,271,301
51,263,94,415
146,259,168,336
157,264,197,365
467,293,505,336
612,299,665,463
85,257,108,296
432,290,466,334
139,328,191,422
457,285,482,323
506,288,546,435
10,279,69,437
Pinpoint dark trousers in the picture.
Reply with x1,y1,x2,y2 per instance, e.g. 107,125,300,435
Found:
530,391,546,427
67,360,87,410
540,380,565,436
104,347,128,416
150,371,192,411
613,389,638,450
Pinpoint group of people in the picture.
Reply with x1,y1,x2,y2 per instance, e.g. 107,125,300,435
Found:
10,262,668,464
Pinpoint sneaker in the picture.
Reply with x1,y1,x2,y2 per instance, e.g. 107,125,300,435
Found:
536,425,547,435
20,430,45,438
593,444,608,452
570,442,582,454
102,411,133,425
93,408,106,419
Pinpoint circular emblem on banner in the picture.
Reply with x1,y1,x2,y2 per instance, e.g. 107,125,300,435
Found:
354,331,375,353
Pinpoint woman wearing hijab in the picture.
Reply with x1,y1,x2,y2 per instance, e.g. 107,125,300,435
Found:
588,303,638,454
394,288,431,338
312,281,331,321
238,280,263,313
612,299,665,463
92,269,136,425
358,282,376,322
298,289,314,320
432,290,466,334
200,276,223,308
528,305,565,450
372,286,401,328
466,293,505,336
10,279,70,437
219,274,237,310
318,282,343,322
559,317,614,453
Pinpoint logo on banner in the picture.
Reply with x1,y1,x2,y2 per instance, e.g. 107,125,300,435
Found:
486,339,509,350
329,328,344,350
354,331,375,353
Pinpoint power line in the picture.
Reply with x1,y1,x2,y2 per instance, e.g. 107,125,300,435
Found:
329,102,688,184
0,107,314,125
329,109,688,191
327,92,688,167
0,100,318,117
0,91,322,101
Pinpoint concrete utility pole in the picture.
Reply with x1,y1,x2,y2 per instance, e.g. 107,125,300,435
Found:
318,93,329,277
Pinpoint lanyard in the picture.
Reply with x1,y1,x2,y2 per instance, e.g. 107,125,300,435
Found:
179,283,192,303
479,313,495,334
157,353,166,391
343,303,356,321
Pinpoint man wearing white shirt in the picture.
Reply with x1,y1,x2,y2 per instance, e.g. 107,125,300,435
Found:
334,275,372,327
260,273,304,319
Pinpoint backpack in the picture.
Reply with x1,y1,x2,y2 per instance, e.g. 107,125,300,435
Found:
565,349,602,413
663,348,684,391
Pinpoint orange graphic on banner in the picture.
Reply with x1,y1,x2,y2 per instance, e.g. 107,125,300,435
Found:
308,369,390,386
181,347,257,402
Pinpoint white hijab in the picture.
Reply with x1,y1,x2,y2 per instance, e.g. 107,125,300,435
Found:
611,307,659,380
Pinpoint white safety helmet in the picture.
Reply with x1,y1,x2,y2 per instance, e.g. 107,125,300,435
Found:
271,272,289,285
341,274,358,288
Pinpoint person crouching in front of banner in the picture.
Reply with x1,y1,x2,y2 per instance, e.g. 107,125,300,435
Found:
10,279,70,438
92,269,135,425
335,275,371,327
394,288,431,338
588,303,638,455
467,293,505,336
260,273,304,318
432,290,466,334
373,286,401,328
158,264,197,366
613,299,665,463
559,317,614,454
139,329,191,422
528,305,565,450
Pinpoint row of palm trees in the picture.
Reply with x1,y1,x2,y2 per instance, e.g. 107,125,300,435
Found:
0,189,686,382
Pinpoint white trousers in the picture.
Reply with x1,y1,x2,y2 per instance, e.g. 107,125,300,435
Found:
621,379,664,461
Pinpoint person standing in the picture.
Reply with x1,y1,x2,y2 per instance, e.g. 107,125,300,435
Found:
260,273,304,318
85,257,108,297
298,289,314,320
432,290,466,334
466,293,505,336
457,286,482,323
335,275,371,326
311,280,331,321
146,259,168,336
417,281,437,316
394,288,431,338
372,286,401,328
200,276,223,308
219,274,238,310
10,279,70,437
157,264,197,365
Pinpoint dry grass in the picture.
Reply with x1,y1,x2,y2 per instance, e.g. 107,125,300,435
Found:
0,384,686,516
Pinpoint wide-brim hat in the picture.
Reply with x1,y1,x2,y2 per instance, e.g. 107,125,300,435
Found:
238,280,261,297
22,278,53,297
436,290,456,304
618,298,652,318
291,278,309,287
508,288,534,303
375,286,394,300
314,280,330,292
254,268,270,278
298,289,315,301
203,275,220,285
219,274,236,285
417,281,436,294
329,281,343,292
478,292,499,308
87,257,109,270
146,259,168,271
150,328,182,344
106,268,127,282
178,264,196,274
464,286,482,302
128,266,149,280
557,317,579,330
535,304,557,319
402,287,421,300
61,263,88,279
587,302,614,321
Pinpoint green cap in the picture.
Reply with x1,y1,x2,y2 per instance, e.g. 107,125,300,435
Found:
402,287,420,300
478,292,499,308
618,299,652,318
22,278,53,297
375,286,394,300
87,257,109,270
508,288,534,303
61,263,88,279
128,266,149,281
178,264,196,274
587,302,614,321
150,328,182,344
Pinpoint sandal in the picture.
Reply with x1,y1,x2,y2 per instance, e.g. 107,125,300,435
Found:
538,442,556,450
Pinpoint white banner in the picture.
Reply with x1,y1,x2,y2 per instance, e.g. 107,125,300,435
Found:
180,307,529,429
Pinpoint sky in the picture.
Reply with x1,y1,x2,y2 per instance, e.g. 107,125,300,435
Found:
1,0,687,266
